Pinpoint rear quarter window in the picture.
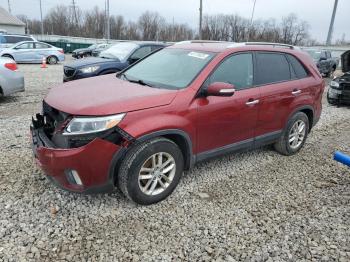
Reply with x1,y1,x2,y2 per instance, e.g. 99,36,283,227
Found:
286,54,308,79
255,52,291,85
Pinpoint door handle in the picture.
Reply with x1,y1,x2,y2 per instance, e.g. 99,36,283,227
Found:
292,89,301,95
246,99,259,106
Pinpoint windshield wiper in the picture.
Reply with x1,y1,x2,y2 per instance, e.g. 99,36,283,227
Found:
119,73,153,87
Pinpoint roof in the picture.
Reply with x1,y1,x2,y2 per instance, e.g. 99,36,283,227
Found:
0,7,25,26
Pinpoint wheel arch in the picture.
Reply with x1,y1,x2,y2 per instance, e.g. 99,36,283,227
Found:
2,54,14,60
287,105,314,132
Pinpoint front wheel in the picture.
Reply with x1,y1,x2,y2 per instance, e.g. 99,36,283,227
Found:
118,137,184,205
274,112,309,156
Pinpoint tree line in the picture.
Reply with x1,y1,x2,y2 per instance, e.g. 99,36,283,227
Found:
17,4,316,45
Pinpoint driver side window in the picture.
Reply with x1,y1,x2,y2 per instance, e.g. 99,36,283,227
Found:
209,53,253,90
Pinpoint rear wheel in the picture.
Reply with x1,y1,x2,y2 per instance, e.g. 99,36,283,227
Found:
118,137,184,205
47,56,58,65
274,112,309,156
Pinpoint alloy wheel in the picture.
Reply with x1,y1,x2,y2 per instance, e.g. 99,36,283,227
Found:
288,120,306,149
138,152,176,196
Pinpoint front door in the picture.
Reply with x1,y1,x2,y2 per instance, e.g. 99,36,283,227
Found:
195,52,260,154
13,42,35,62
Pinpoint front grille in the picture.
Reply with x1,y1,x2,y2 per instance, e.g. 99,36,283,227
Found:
341,83,350,91
63,66,76,77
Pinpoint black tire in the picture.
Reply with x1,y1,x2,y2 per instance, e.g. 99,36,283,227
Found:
118,137,184,205
47,56,58,65
274,112,309,156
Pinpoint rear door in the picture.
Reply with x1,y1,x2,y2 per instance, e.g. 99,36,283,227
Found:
196,52,259,153
254,52,301,138
34,42,52,62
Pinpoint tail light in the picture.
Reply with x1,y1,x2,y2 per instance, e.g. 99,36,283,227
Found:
59,49,64,54
4,62,18,71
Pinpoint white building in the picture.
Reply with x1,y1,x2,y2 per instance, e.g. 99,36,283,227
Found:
0,7,25,34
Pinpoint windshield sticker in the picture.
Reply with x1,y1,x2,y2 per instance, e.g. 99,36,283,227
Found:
188,52,209,59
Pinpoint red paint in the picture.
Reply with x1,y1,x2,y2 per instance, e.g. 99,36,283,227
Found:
33,43,323,192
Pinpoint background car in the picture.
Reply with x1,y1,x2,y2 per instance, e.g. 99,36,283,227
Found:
304,48,338,77
0,41,65,64
63,42,166,82
327,50,350,105
0,57,24,97
72,43,109,59
0,33,36,49
91,43,113,57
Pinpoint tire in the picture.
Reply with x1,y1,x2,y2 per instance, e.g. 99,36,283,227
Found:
47,56,58,65
118,137,184,205
274,112,309,156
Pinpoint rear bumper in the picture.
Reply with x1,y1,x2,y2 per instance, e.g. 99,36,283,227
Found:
30,126,121,193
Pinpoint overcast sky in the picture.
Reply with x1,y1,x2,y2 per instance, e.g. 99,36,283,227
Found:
1,0,349,43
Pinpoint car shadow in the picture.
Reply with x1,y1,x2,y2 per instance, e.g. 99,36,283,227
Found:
0,95,19,104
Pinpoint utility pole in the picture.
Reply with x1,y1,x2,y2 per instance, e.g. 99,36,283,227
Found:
39,0,44,35
106,0,110,41
7,0,11,14
247,0,257,42
71,0,79,25
326,0,338,45
199,0,203,40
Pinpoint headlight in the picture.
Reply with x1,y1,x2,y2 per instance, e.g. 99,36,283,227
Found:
330,81,339,88
63,114,125,135
80,66,100,74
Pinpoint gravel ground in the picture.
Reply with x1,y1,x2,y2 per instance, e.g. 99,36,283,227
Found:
0,58,349,261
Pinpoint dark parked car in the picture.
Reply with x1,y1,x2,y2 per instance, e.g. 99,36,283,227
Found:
304,49,338,77
327,50,350,105
63,42,166,82
31,42,324,205
92,44,112,57
71,43,109,59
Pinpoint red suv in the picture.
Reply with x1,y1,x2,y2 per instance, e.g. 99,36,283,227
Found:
31,42,324,205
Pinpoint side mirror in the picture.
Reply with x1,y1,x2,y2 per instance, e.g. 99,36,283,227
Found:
206,82,235,97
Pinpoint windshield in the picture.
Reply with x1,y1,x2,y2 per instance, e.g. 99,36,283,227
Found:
305,50,321,60
99,42,138,60
122,48,215,89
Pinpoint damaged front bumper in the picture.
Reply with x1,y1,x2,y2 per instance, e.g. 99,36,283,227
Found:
30,114,129,194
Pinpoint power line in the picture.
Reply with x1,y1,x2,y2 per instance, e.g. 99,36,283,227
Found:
247,0,257,41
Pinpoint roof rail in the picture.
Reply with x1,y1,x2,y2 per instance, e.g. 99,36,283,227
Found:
175,40,230,45
244,42,294,49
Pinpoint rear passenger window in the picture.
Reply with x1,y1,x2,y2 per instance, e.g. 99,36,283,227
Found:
209,53,253,90
286,54,308,79
255,53,290,85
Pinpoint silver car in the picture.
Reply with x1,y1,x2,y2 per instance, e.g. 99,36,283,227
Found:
0,41,65,64
0,57,24,96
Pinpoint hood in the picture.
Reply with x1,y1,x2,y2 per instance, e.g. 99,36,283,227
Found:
44,74,178,116
341,50,350,73
65,57,117,68
73,47,90,53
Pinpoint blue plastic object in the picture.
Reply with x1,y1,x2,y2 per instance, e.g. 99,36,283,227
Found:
334,151,350,167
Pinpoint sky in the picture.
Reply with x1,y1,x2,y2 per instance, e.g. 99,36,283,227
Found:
1,0,349,43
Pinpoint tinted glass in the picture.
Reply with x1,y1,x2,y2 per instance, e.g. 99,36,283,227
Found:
131,46,152,59
287,54,308,79
255,53,291,85
123,48,214,89
4,36,32,43
16,42,34,49
35,43,51,49
209,53,253,90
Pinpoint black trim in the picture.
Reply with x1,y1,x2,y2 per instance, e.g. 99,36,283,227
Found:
196,138,254,162
287,105,315,129
196,130,283,163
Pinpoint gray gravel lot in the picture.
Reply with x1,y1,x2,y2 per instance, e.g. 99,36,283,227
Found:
0,58,349,261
